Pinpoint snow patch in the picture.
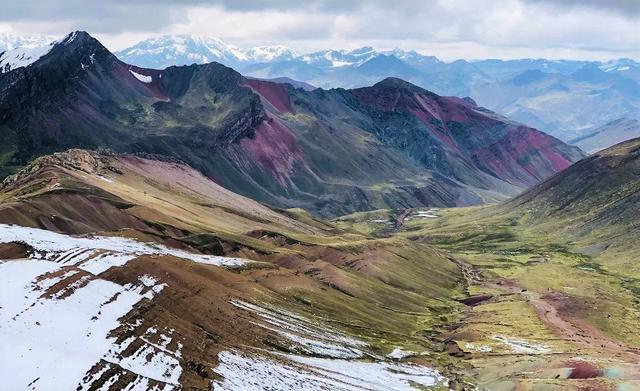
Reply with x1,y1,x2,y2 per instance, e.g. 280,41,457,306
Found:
464,342,493,353
386,347,417,359
129,69,152,83
0,223,254,269
492,336,551,354
212,350,448,391
231,300,365,358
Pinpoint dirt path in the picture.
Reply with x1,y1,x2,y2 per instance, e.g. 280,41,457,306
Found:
393,209,411,231
449,256,640,363
492,278,640,362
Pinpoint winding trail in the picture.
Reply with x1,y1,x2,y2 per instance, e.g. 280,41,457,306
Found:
494,279,640,362
451,256,640,363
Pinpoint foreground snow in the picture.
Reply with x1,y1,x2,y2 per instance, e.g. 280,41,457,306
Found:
232,300,366,359
0,259,174,390
0,223,254,390
220,300,448,390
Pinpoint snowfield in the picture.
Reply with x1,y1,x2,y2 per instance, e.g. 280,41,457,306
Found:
0,259,169,390
212,350,448,391
0,43,54,73
0,223,253,269
0,223,253,390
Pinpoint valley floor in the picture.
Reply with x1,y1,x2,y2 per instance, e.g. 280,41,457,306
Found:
337,207,640,390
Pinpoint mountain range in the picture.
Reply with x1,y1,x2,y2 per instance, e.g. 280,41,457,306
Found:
4,33,638,151
568,117,640,154
2,29,640,390
110,35,640,149
0,31,582,217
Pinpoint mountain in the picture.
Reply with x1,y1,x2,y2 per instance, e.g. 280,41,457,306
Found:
116,36,640,140
0,31,583,217
115,35,297,69
505,137,640,256
0,148,462,390
0,32,54,51
469,64,640,140
569,118,640,153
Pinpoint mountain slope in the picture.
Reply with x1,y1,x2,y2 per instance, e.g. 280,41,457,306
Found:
115,35,297,69
369,138,640,390
569,118,640,153
0,148,466,389
503,137,640,261
0,31,583,217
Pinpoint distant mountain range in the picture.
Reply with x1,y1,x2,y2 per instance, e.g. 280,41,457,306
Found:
3,33,638,150
0,32,54,51
113,36,640,148
0,31,582,217
568,118,640,154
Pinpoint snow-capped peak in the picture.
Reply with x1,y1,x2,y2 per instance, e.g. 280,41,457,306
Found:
116,35,298,68
244,45,298,63
0,41,56,74
599,58,638,73
301,47,379,68
116,35,251,69
0,32,54,51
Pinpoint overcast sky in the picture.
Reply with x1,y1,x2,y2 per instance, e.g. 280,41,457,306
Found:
1,0,639,60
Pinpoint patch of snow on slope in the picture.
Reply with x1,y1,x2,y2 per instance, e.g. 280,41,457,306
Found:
232,300,365,358
0,43,54,73
289,355,448,390
0,223,253,269
386,347,417,359
492,335,551,354
212,350,448,391
129,69,152,83
0,260,151,390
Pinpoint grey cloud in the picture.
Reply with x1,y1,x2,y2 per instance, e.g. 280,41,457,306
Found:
523,0,640,15
0,0,189,33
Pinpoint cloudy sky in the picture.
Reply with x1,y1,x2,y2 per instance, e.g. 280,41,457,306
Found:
1,0,639,60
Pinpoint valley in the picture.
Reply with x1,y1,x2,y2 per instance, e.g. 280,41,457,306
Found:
2,137,640,389
337,138,640,389
0,19,638,391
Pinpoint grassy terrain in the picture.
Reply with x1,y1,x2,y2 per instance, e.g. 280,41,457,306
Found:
335,203,640,389
0,150,474,385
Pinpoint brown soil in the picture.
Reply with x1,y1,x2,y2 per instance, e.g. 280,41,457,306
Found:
394,208,411,230
567,360,603,379
0,241,35,259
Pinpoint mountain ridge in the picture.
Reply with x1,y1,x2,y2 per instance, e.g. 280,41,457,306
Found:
0,31,583,217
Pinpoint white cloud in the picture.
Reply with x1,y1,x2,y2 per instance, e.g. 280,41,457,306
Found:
1,0,639,61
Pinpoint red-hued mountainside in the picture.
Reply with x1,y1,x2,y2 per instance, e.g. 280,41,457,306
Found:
0,31,584,216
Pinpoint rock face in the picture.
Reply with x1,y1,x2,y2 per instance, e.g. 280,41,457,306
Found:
0,31,583,216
